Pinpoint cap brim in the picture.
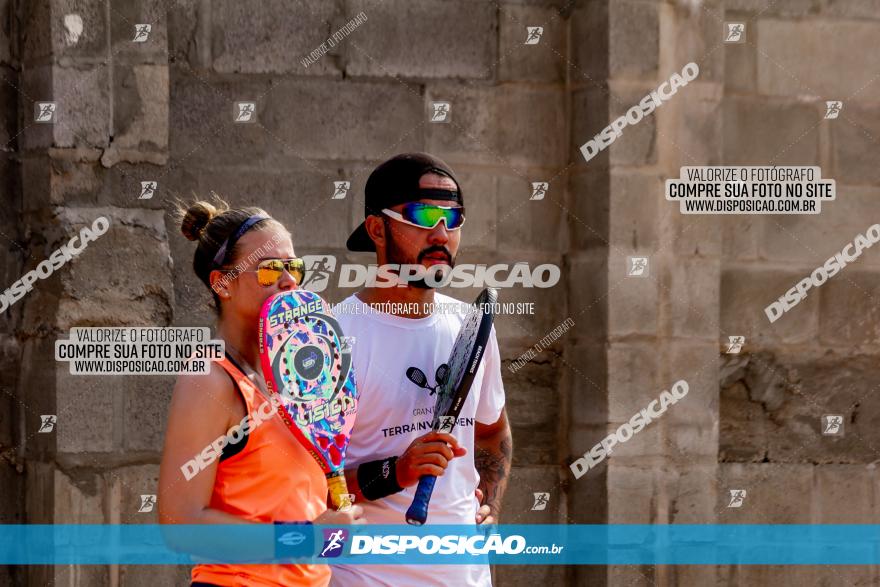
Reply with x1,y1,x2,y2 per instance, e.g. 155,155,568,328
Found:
346,221,376,252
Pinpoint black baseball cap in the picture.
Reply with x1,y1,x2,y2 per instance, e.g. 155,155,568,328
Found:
346,152,463,252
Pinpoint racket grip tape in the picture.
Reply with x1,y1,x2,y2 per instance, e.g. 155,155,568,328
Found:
327,472,352,511
405,474,437,526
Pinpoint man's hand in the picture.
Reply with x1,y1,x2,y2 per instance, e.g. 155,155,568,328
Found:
396,431,466,488
474,487,496,525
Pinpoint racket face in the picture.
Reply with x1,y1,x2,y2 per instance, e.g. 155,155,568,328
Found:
258,290,358,475
432,288,497,430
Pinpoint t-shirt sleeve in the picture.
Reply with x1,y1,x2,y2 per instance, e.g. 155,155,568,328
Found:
475,327,506,425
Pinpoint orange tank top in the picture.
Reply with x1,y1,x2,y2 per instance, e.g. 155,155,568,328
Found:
191,356,331,587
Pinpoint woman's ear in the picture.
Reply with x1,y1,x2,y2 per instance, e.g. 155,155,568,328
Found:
208,269,232,299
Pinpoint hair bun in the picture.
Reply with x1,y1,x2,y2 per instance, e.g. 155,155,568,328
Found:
180,201,218,241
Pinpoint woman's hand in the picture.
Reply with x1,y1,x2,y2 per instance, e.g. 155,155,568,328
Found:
314,504,366,525
395,431,466,488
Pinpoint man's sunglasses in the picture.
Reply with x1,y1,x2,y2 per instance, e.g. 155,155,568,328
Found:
381,203,466,230
221,258,306,287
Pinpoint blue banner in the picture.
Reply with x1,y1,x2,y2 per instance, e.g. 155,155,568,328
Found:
1,524,879,565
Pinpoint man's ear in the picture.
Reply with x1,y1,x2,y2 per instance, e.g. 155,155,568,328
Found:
365,215,386,250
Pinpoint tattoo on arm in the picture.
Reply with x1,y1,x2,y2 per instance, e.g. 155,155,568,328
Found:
475,433,512,520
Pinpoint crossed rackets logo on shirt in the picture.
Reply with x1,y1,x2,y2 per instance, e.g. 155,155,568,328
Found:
405,364,449,397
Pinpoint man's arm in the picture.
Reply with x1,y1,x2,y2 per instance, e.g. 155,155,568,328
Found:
474,408,512,524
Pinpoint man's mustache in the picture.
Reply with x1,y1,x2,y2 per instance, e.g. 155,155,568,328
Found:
417,246,453,264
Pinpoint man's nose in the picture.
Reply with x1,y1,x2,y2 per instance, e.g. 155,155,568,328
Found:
427,220,450,244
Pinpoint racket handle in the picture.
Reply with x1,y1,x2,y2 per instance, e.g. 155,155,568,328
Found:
405,474,437,526
327,472,352,511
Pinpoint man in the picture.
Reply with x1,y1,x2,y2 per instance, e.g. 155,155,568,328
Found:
330,153,512,586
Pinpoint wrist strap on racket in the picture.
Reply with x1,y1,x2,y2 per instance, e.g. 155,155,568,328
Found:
357,457,403,501
274,521,315,561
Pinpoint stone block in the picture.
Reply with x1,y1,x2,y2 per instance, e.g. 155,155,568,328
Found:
167,0,200,65
426,84,566,168
609,170,662,251
719,379,769,462
124,375,176,453
606,342,660,423
566,251,608,341
106,64,169,165
607,464,658,523
54,466,105,523
822,0,880,19
566,341,607,427
500,465,563,524
110,464,160,524
212,0,340,75
109,0,168,63
720,267,820,346
496,174,564,252
815,465,874,523
667,259,720,341
717,463,813,523
455,168,498,252
818,271,880,348
831,103,880,186
499,5,565,83
666,0,724,84
663,464,718,523
55,373,117,454
607,251,659,337
572,0,658,81
722,97,819,166
22,0,109,64
721,214,761,262
345,0,496,79
568,171,610,251
725,0,823,16
757,20,880,98
504,354,561,466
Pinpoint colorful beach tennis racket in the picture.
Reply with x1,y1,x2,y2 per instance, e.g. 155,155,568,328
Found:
405,288,498,525
258,290,358,510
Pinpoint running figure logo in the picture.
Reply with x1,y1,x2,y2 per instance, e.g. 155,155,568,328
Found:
822,415,844,436
530,182,548,201
725,23,745,43
132,24,151,42
332,181,350,200
430,102,451,123
234,102,256,123
138,494,157,513
627,256,649,277
300,255,337,292
524,27,543,45
319,529,348,558
824,101,843,119
38,415,56,433
139,181,157,200
726,336,745,354
35,102,56,123
531,492,549,511
727,489,746,508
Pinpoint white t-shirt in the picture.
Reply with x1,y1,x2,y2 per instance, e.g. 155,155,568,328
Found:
329,292,506,587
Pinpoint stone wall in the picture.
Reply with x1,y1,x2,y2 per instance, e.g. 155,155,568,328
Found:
1,0,879,586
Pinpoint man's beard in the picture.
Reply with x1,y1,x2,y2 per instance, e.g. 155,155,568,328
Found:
386,230,455,289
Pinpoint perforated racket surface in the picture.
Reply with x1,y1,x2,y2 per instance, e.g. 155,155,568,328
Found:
405,288,498,525
258,290,358,505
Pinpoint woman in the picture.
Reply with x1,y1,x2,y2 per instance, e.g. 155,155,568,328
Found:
159,199,364,586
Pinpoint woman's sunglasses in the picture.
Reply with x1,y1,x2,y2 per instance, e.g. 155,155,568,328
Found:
222,258,306,287
381,203,466,230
